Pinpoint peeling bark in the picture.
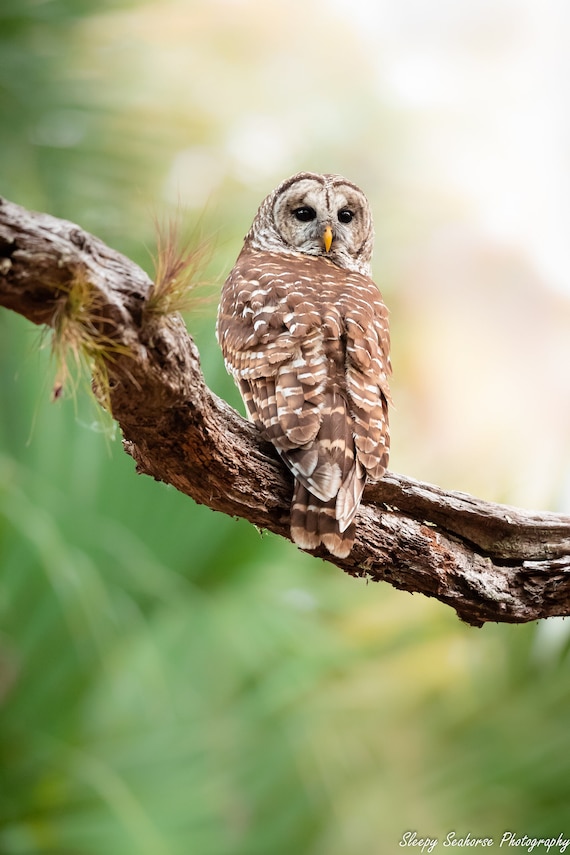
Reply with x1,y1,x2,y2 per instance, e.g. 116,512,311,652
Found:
1,195,569,627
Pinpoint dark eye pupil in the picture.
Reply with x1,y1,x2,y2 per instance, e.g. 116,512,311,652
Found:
338,209,353,224
293,206,316,222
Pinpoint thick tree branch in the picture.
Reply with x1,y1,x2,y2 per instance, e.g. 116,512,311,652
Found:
1,196,569,627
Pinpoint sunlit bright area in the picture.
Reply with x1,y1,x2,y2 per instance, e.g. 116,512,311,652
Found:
1,1,570,853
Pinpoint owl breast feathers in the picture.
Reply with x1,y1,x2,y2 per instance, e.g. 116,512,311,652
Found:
217,172,391,558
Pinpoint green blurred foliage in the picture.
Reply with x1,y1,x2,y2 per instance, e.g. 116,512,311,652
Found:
1,2,570,854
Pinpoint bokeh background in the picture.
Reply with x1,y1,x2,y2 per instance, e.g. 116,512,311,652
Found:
1,1,570,853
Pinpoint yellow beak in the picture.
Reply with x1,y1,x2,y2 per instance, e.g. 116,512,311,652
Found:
323,225,333,253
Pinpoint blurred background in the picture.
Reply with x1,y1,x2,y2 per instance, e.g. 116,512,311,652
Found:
1,1,570,852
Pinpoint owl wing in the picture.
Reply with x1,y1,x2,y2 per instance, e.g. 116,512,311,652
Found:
217,253,354,506
217,250,391,556
343,285,392,481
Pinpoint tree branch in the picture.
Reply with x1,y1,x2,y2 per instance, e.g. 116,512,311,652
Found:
1,195,569,627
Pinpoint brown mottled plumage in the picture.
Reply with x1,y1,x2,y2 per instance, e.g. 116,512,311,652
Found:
217,172,391,558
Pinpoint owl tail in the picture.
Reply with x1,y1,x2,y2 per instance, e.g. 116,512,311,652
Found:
290,482,359,559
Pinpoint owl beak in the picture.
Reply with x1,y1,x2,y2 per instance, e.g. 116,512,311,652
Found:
323,225,334,253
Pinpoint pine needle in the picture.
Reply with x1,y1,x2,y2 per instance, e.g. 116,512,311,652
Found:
147,213,215,318
48,266,129,411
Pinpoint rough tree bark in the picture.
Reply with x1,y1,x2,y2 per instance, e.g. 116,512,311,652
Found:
1,196,569,627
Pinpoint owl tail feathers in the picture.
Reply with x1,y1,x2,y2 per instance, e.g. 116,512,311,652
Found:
290,482,358,559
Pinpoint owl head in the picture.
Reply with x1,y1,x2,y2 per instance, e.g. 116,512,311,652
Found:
244,172,374,276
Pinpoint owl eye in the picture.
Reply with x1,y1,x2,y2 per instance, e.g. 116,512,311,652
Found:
337,209,354,224
293,206,317,222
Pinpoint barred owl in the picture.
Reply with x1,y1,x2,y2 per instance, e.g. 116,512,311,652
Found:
217,172,391,558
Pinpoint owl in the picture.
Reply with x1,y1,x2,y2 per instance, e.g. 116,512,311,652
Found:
217,172,391,558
